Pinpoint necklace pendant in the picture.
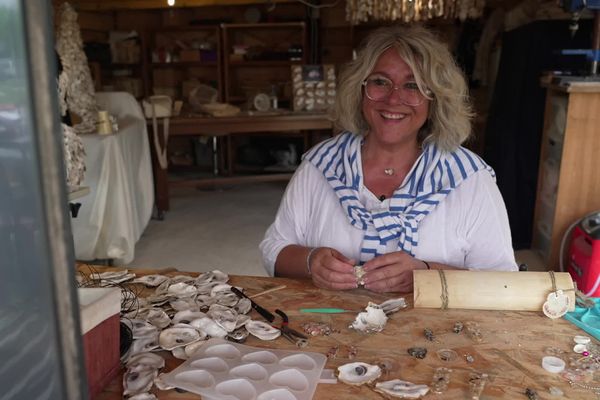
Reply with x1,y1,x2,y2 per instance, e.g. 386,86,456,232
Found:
384,168,394,176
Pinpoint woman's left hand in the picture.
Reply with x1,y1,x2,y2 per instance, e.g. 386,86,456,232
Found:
361,251,426,293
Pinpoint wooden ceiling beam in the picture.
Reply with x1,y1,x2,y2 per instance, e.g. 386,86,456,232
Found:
69,0,296,11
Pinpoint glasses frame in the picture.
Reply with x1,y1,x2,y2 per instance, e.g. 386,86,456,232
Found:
361,77,432,106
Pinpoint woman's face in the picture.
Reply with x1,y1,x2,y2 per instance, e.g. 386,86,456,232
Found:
361,48,430,148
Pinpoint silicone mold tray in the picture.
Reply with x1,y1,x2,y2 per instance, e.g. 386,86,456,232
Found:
162,338,327,400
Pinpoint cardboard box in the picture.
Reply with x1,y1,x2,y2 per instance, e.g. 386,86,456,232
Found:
179,49,200,62
78,288,121,400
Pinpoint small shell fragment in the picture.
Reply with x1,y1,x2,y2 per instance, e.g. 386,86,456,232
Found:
245,320,281,341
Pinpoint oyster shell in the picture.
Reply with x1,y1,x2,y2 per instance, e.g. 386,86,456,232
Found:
172,346,188,360
378,298,408,314
184,340,207,357
169,298,199,312
216,292,240,307
172,309,207,325
168,282,197,298
195,294,216,308
227,326,249,343
245,320,281,341
189,316,228,338
126,352,165,370
350,303,388,333
128,393,157,400
133,274,169,287
129,319,159,339
128,334,160,356
159,326,202,350
208,307,239,332
210,283,233,297
234,297,252,314
374,379,430,398
145,308,171,329
123,364,158,396
337,362,382,386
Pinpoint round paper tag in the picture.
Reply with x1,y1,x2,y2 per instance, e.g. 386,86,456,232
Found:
543,290,570,319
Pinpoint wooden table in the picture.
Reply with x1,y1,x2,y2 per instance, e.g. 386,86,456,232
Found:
92,267,600,399
149,112,333,217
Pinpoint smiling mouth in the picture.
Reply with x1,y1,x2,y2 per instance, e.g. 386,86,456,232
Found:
380,111,407,120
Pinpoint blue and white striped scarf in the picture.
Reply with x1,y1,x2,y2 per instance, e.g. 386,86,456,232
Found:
304,131,495,263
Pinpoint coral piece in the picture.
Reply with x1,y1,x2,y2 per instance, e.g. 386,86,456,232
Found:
55,2,98,134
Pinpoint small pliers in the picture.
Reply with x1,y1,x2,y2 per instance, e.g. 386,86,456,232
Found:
275,309,308,348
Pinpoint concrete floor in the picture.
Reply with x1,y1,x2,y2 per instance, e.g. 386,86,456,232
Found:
129,183,547,276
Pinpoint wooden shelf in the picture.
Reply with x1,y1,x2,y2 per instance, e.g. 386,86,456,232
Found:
228,60,303,67
151,61,218,67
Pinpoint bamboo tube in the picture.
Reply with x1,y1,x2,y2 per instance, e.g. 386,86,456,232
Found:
413,270,575,311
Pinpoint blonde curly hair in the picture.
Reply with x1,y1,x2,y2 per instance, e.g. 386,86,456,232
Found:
332,24,473,152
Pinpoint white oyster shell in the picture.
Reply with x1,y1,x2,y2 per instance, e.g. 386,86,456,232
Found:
146,308,171,329
245,320,281,341
129,319,159,339
126,352,165,370
374,379,430,398
208,308,239,332
189,317,228,338
133,274,169,287
337,362,382,386
128,334,160,357
234,297,252,314
169,298,199,312
128,393,157,400
172,346,188,360
377,297,408,315
172,310,207,325
123,364,158,396
184,340,207,357
159,326,201,350
210,283,233,297
168,282,197,298
350,304,388,333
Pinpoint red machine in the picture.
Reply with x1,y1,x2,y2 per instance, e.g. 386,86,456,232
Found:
568,213,600,297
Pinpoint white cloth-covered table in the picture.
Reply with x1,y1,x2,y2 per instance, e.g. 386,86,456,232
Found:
70,92,154,264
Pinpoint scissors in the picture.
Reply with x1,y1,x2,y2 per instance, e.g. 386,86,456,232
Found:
275,309,308,348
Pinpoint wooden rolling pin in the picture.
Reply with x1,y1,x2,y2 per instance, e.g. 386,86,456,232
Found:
413,270,575,311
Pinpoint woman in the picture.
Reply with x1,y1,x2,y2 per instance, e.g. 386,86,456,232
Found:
260,25,517,293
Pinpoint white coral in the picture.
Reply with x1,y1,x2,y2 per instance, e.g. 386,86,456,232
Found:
62,123,86,187
55,2,97,134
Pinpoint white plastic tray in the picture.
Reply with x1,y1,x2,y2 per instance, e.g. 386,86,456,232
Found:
162,338,327,400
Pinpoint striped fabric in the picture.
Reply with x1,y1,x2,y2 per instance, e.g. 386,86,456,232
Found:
304,131,495,263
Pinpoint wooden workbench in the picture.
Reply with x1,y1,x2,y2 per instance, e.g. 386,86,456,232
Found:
91,266,599,399
149,112,334,217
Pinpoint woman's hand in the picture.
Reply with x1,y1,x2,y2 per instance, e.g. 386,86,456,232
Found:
308,247,357,290
361,251,427,293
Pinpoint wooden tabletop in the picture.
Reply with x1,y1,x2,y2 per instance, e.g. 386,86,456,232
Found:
168,111,334,136
90,267,599,399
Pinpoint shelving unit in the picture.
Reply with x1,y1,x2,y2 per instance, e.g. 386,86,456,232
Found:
531,82,600,270
221,22,307,107
149,26,221,100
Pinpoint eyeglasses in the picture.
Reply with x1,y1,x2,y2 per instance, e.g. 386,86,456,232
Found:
362,76,431,106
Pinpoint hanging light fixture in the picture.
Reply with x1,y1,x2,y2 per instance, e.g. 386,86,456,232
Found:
167,0,175,6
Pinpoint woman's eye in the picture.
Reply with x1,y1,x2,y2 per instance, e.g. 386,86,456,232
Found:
404,81,419,90
371,78,391,87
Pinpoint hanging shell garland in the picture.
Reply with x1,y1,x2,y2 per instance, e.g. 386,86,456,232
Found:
345,0,486,24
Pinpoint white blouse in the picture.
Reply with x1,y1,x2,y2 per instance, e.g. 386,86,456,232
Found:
260,160,518,276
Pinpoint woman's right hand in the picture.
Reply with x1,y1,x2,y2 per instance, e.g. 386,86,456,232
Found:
308,247,357,290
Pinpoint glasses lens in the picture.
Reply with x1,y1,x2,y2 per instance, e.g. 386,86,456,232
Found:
365,77,392,101
364,77,425,106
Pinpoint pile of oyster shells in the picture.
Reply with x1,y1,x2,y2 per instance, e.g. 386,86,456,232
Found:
119,270,281,398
